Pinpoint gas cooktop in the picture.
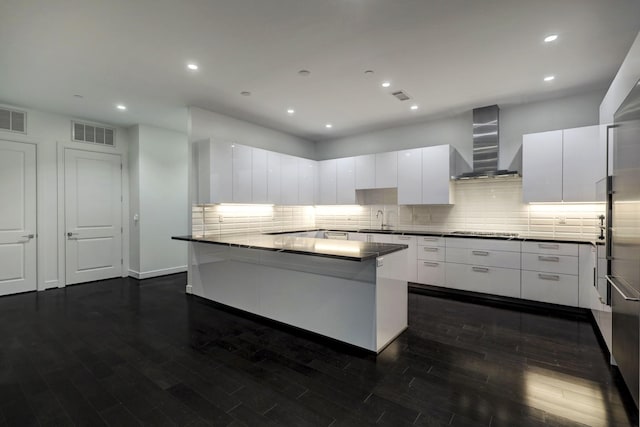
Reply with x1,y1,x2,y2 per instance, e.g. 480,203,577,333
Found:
451,231,519,237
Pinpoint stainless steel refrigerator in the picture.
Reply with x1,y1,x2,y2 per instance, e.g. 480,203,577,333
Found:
608,79,640,408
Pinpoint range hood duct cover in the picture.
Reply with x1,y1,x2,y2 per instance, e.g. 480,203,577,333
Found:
456,105,519,179
472,105,499,173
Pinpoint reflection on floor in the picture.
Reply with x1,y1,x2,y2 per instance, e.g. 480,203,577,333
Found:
0,273,636,426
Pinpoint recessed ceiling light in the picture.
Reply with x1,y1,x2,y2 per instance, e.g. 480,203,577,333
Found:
544,34,558,43
287,109,295,114
381,81,391,88
298,69,311,77
187,63,199,70
240,91,251,96
73,94,83,99
325,123,333,129
410,105,419,111
116,104,127,110
364,70,374,75
543,75,555,82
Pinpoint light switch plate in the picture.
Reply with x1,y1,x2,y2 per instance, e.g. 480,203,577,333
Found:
377,258,383,267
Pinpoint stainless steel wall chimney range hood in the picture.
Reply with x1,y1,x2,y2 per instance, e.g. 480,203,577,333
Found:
456,105,519,179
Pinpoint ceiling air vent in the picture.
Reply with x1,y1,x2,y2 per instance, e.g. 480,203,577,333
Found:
391,90,411,101
0,108,27,133
72,121,115,146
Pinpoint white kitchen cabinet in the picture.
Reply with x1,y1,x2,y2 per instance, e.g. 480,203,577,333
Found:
251,148,268,203
563,125,602,202
578,244,596,309
280,154,299,205
267,151,282,204
355,154,376,189
336,157,356,204
521,241,579,307
523,125,605,203
298,158,316,205
522,130,563,202
445,263,521,299
375,151,398,188
318,159,337,204
347,232,367,242
397,148,422,205
445,237,521,298
422,145,454,204
195,139,233,203
232,144,253,203
393,235,417,282
416,235,446,286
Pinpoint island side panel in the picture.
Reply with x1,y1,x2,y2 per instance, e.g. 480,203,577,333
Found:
191,242,379,351
375,249,409,352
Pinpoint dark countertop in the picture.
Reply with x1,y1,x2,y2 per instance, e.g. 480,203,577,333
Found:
172,235,409,261
266,229,604,245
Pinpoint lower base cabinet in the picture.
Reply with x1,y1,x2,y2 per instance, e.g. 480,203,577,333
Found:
521,270,579,306
417,261,445,286
445,263,521,298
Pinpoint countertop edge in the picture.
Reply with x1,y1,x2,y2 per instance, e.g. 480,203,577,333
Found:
171,236,408,261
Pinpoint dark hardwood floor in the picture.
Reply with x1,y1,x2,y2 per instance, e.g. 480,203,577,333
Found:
0,273,637,426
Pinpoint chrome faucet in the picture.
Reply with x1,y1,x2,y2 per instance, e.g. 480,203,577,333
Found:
376,210,386,230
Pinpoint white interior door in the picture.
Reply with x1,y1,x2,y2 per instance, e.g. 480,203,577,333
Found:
65,149,122,285
0,140,36,296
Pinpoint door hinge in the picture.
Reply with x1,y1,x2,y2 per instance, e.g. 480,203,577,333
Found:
121,258,123,265
121,227,123,233
120,163,123,170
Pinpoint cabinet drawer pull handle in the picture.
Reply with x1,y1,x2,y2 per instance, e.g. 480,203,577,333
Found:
538,273,560,281
423,262,439,267
538,243,560,250
538,256,560,262
472,250,489,256
398,236,412,240
423,247,439,252
472,267,489,273
422,237,439,241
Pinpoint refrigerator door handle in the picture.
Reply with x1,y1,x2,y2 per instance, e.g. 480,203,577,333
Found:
607,275,640,301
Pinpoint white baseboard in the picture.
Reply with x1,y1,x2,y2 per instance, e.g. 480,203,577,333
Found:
128,265,187,280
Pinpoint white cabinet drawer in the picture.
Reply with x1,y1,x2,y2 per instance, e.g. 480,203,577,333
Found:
445,263,520,298
446,237,520,252
445,247,520,269
417,261,445,286
522,253,578,275
418,236,445,246
417,245,445,261
521,270,579,306
521,241,579,256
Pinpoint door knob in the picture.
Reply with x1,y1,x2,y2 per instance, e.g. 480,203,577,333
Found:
21,234,34,239
67,232,79,239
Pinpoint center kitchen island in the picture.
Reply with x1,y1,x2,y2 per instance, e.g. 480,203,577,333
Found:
173,234,409,353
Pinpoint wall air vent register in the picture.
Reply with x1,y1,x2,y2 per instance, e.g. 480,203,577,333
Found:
0,107,27,133
72,121,115,146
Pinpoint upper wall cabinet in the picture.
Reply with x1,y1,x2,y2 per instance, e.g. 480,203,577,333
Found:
252,148,268,204
522,130,563,202
422,145,456,204
266,151,281,204
318,159,337,204
336,157,356,204
523,125,605,203
355,154,376,189
298,158,316,205
232,144,253,203
397,145,459,205
375,151,398,188
195,139,233,204
280,154,299,205
397,148,422,204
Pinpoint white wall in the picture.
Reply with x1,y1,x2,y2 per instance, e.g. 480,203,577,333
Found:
600,31,640,124
189,107,316,158
315,89,606,171
0,103,131,290
129,124,188,279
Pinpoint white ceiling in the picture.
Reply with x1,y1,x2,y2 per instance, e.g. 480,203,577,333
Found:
1,0,639,141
